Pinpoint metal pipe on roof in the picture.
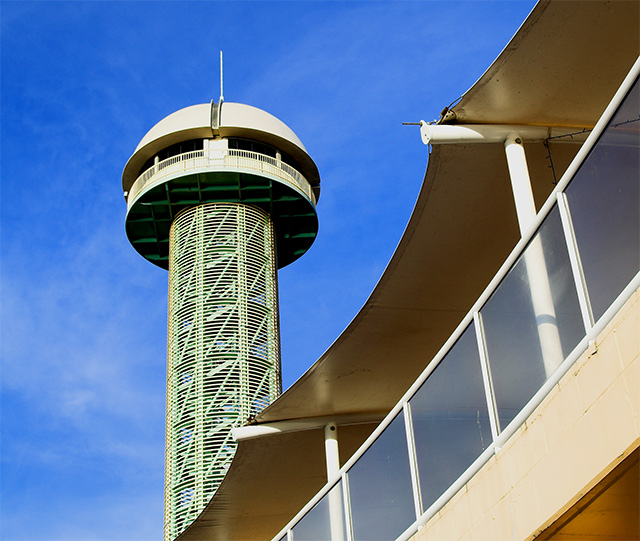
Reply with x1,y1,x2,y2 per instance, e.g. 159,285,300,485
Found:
419,122,588,145
231,412,384,442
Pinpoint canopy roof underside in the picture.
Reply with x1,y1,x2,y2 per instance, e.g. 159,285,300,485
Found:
178,2,640,539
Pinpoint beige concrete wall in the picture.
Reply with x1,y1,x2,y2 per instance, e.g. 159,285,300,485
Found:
412,288,640,541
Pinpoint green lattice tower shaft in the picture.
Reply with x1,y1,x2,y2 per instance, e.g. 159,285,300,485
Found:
165,203,280,539
121,101,320,540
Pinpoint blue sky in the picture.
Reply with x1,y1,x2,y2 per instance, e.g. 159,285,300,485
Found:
1,2,535,539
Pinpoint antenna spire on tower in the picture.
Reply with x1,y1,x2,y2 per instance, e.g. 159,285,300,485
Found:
219,50,224,104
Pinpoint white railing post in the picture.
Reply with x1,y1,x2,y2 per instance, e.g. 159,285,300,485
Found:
403,402,423,520
474,311,501,443
557,191,594,333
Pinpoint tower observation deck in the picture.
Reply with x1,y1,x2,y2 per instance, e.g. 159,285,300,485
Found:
121,100,320,540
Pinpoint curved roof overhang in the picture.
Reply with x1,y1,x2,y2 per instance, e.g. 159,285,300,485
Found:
178,1,640,539
445,0,639,128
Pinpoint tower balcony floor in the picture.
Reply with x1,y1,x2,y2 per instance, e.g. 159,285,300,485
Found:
124,148,318,269
127,148,316,208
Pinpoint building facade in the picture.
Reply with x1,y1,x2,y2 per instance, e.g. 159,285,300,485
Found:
143,1,637,539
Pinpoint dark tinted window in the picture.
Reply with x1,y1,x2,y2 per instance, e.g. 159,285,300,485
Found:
138,139,204,177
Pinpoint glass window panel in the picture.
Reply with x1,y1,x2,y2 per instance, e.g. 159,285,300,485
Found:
292,482,346,541
565,77,640,321
410,324,492,510
348,413,415,540
482,206,584,428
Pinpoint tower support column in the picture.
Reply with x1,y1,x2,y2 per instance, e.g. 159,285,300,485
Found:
164,202,281,540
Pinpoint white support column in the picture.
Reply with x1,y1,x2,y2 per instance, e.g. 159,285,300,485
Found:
325,424,344,541
417,125,577,381
504,135,537,232
524,240,565,377
324,424,340,478
504,135,564,378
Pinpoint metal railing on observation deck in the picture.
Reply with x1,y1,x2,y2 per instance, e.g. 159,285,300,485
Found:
273,60,640,541
126,148,315,208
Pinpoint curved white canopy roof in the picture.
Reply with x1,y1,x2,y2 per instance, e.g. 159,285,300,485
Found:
178,1,639,539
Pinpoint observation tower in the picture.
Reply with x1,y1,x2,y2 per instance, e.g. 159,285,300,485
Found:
121,99,320,540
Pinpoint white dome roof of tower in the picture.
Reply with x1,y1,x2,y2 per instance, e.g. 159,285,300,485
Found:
122,101,320,193
134,102,307,153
